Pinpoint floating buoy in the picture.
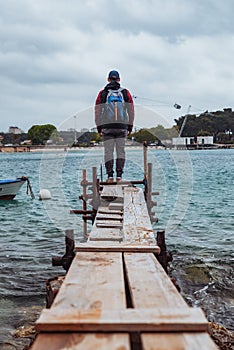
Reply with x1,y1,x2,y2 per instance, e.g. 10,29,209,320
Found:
39,189,51,200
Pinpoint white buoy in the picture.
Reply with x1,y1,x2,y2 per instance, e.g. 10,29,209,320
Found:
39,189,51,200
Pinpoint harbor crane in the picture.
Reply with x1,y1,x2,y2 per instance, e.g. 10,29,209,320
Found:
178,105,191,137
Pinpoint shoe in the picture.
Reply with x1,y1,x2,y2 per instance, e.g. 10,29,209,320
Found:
107,177,114,183
116,177,122,183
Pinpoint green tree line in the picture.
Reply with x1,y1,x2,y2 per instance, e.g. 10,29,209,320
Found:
1,109,233,146
175,109,234,143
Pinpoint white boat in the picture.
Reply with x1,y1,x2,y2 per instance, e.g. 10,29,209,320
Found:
0,177,27,200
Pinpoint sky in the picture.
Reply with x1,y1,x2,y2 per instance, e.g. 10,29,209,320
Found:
0,0,234,132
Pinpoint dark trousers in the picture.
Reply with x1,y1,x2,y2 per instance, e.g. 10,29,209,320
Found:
102,129,127,178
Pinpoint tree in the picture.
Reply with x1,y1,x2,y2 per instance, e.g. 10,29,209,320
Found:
197,129,212,136
131,129,159,145
174,109,234,143
28,124,58,145
150,125,178,140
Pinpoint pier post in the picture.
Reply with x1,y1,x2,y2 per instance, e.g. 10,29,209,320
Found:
146,162,152,212
156,230,172,274
81,169,88,238
51,229,75,272
92,166,99,212
143,141,148,180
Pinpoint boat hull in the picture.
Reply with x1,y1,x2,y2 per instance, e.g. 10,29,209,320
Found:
0,178,26,200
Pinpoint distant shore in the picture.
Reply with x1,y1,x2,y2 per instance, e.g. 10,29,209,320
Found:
0,143,233,153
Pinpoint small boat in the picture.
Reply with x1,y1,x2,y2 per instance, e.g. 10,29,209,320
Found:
0,177,29,200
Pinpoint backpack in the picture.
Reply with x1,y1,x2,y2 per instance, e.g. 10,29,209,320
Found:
101,88,129,127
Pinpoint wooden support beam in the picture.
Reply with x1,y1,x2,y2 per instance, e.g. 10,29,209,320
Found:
141,333,218,350
31,333,130,350
74,244,160,254
36,307,208,333
70,209,94,215
96,222,123,228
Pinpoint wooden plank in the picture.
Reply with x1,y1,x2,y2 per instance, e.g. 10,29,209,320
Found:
33,251,130,350
51,252,126,311
124,253,188,308
122,253,217,349
123,188,156,244
36,307,208,332
96,222,123,228
74,243,160,254
31,333,130,350
88,225,123,241
100,185,124,200
141,333,218,350
96,213,123,221
109,202,124,210
98,209,123,215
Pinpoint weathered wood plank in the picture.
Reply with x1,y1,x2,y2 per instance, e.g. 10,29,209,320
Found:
96,222,123,228
124,253,187,308
88,227,123,241
98,208,123,215
108,202,124,210
141,332,218,350
123,188,156,244
88,197,123,240
31,333,130,350
51,252,126,311
100,185,124,200
74,243,160,253
36,307,208,332
96,213,123,221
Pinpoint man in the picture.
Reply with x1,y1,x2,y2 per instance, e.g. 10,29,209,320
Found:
95,70,134,182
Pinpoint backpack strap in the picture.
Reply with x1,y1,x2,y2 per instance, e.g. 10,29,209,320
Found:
121,88,128,102
101,88,128,103
100,90,108,103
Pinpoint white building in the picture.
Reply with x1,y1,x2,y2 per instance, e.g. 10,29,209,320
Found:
8,126,24,134
197,136,213,145
172,137,195,146
172,136,213,146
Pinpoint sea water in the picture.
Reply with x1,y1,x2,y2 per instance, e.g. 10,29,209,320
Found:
0,148,233,348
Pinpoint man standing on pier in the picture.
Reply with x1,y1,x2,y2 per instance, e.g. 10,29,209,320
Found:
95,70,134,182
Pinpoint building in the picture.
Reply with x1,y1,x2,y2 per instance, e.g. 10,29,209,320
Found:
172,136,214,147
8,126,24,134
197,136,213,145
172,137,195,146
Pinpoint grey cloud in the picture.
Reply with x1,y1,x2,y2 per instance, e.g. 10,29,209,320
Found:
74,0,234,37
0,0,234,132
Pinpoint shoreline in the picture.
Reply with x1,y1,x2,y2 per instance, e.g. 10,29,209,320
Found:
0,143,233,153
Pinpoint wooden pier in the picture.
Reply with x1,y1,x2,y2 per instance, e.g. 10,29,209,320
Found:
32,156,218,349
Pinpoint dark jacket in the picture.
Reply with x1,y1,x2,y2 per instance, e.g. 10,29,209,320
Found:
95,81,134,134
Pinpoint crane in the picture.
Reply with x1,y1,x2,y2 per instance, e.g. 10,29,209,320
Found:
178,105,191,137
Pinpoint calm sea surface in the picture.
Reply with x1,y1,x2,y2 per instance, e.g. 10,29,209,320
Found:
0,148,233,348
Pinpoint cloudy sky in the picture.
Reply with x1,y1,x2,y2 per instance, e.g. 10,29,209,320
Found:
1,0,234,132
